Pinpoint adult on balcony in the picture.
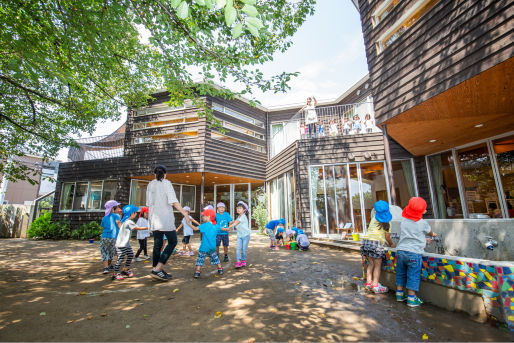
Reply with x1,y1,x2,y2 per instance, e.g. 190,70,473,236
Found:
302,96,318,138
146,165,191,281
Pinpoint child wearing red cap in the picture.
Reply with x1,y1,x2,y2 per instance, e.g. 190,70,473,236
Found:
134,207,150,262
395,197,437,307
193,209,224,278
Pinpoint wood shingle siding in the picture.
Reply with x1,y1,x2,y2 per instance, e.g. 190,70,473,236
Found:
266,141,297,181
359,0,514,124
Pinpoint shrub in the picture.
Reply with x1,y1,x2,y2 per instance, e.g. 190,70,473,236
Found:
27,212,71,240
72,221,103,240
253,205,268,234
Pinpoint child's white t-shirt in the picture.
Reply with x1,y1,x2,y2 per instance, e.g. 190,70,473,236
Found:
330,123,338,134
136,217,150,239
182,215,194,236
116,220,136,248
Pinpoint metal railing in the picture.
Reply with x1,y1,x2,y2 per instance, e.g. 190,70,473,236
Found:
68,132,125,161
270,101,378,158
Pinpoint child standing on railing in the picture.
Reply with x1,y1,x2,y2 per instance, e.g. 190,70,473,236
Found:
343,117,351,135
352,114,362,134
363,114,374,133
329,119,338,136
302,96,318,138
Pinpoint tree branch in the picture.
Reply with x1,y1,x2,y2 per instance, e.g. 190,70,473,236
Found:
0,75,63,105
0,112,56,143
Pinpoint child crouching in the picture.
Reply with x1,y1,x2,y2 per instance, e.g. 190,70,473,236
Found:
296,230,310,250
113,205,149,280
194,209,224,278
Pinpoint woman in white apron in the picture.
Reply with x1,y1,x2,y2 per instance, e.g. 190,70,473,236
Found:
302,96,318,138
147,165,191,281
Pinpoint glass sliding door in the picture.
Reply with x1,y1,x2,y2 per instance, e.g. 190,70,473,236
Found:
310,166,327,236
215,184,232,217
334,165,352,230
493,135,514,218
214,183,251,220
391,160,417,208
360,162,387,228
349,164,363,233
428,151,463,218
324,166,338,235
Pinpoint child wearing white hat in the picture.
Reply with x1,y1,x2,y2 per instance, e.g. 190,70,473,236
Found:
227,201,251,269
176,206,200,256
215,202,233,262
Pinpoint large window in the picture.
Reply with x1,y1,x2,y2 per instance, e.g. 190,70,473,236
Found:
134,99,194,117
211,132,265,153
391,160,417,208
60,180,118,212
372,0,402,27
212,102,264,128
376,0,439,53
129,179,196,212
133,114,199,130
132,130,198,144
270,170,297,229
220,120,265,140
427,133,514,219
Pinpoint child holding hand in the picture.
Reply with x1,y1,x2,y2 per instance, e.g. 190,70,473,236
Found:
227,201,251,269
194,209,224,278
177,206,200,256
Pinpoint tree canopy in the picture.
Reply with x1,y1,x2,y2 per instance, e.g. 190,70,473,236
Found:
0,0,315,183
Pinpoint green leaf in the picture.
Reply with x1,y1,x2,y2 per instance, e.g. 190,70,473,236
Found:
177,1,189,19
245,22,260,37
171,0,181,8
216,0,226,8
232,23,243,38
195,0,206,6
242,4,258,17
241,0,256,4
245,17,263,29
224,5,237,26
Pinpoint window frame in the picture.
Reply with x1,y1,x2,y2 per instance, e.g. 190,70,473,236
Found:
133,99,196,118
59,180,117,213
132,130,199,145
219,118,265,140
210,131,266,153
132,113,199,131
128,179,197,212
211,102,265,129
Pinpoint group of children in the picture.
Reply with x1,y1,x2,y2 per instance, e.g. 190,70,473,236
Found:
99,199,252,280
299,114,374,138
360,197,437,308
264,218,310,251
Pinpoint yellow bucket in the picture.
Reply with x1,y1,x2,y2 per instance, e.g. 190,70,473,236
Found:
352,233,360,241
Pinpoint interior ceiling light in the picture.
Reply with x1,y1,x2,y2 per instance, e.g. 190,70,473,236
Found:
474,123,484,128
429,139,437,143
214,176,218,178
186,175,190,178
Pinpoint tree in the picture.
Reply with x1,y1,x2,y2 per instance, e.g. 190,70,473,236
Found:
0,0,316,182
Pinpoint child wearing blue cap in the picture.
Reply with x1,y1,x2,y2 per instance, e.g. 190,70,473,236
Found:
275,226,285,245
360,200,395,293
112,205,149,280
296,230,310,250
265,218,285,250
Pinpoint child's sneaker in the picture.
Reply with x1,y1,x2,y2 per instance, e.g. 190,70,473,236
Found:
396,291,407,302
372,284,388,294
241,260,247,267
407,295,424,307
364,282,372,291
189,251,195,256
102,267,110,274
121,270,134,278
143,255,150,260
273,246,280,250
223,255,229,262
193,271,201,278
235,261,242,269
112,273,124,280
218,268,224,275
134,257,143,262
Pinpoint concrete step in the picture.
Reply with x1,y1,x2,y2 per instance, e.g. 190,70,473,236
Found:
311,239,361,253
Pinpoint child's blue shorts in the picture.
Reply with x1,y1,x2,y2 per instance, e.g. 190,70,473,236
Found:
395,250,423,291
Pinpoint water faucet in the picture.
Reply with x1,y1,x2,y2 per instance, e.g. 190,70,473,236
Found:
390,232,400,239
484,236,498,250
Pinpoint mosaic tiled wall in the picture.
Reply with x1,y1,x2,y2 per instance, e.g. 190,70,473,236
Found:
363,251,514,332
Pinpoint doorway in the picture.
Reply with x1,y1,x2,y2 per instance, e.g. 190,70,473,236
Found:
214,183,251,221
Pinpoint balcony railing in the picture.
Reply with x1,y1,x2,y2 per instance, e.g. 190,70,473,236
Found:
67,132,125,162
270,101,377,158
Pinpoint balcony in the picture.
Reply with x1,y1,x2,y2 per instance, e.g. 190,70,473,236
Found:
67,132,125,162
270,101,378,158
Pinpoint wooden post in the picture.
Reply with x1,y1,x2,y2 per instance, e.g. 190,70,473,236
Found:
200,172,205,208
382,125,397,206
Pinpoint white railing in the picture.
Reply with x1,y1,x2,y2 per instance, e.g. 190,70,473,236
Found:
270,101,377,158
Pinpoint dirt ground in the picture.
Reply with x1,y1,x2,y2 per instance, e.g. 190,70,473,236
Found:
0,235,512,342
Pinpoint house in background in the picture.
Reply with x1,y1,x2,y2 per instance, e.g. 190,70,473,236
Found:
353,0,513,220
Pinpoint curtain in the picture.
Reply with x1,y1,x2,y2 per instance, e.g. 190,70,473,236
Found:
428,155,447,219
401,160,416,198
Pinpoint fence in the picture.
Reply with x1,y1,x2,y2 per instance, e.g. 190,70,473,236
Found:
68,132,125,162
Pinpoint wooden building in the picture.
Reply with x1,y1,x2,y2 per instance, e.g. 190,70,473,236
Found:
354,0,514,220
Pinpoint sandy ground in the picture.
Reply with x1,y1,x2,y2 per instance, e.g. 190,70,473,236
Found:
0,235,512,342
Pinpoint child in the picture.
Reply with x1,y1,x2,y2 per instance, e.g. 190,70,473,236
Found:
318,120,325,137
363,113,374,133
296,230,310,251
194,209,224,278
215,202,233,262
100,200,122,274
291,226,299,241
265,218,285,250
227,201,251,269
177,206,200,256
396,197,437,307
285,228,294,241
329,119,338,136
352,115,362,134
300,123,306,139
113,205,149,280
134,207,150,262
360,200,395,293
275,226,285,245
343,117,351,135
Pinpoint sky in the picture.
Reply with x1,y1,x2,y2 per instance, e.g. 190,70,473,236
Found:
57,0,368,161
